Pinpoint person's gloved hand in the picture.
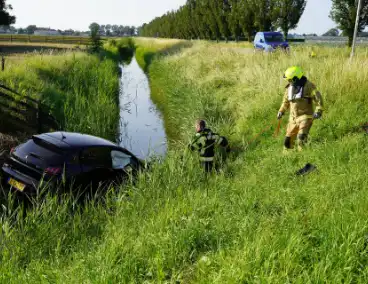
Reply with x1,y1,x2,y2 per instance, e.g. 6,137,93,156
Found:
277,112,284,120
313,111,322,119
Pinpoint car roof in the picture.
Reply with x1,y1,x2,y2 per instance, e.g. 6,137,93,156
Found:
33,132,118,150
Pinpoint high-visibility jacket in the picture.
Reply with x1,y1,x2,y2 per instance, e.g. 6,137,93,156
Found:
189,128,229,162
279,77,324,123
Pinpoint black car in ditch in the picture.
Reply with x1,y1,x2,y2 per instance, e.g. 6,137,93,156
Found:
1,132,144,195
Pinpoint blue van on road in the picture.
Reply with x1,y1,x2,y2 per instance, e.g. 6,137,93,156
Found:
254,32,289,52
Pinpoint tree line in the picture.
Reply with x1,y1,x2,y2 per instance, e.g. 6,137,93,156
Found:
89,23,137,37
140,0,368,46
1,24,137,37
140,0,307,41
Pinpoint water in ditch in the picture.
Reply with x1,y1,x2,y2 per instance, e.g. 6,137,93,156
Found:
118,56,167,160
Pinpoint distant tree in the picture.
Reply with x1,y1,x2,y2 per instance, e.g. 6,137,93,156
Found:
137,25,143,36
330,0,368,47
89,22,102,52
202,0,221,41
63,29,75,35
8,25,16,33
140,0,307,42
26,25,37,34
274,0,307,38
209,0,231,42
129,26,136,36
89,22,100,34
239,0,257,41
106,24,112,33
187,0,211,39
121,26,130,36
111,24,119,36
228,0,242,41
0,0,15,26
118,25,124,36
252,0,276,31
323,28,340,36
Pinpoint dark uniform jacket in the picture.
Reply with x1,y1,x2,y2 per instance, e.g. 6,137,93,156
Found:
189,128,229,162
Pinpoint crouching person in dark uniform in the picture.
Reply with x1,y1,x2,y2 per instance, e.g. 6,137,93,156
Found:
189,120,230,173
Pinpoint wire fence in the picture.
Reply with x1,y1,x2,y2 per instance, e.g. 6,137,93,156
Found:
0,84,59,134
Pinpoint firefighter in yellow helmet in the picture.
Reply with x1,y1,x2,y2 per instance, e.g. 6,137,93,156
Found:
277,66,324,151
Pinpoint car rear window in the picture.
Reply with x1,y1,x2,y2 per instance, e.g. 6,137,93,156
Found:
15,138,66,166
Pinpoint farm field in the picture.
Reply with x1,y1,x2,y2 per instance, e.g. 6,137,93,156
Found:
0,34,95,45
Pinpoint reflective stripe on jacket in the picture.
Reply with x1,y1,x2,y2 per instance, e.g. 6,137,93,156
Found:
279,79,324,121
189,128,228,160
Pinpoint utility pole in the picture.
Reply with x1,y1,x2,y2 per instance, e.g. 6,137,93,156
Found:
350,0,363,59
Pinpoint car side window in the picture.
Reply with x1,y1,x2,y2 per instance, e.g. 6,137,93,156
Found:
111,150,132,170
81,147,112,168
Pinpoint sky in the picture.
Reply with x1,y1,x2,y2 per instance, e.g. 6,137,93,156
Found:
8,0,335,35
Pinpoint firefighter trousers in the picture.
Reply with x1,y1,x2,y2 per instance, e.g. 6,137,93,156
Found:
284,117,313,151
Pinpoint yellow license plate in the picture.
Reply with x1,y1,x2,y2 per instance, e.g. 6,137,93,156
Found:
8,178,26,192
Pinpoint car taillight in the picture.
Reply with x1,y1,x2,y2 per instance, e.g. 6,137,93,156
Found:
44,167,62,176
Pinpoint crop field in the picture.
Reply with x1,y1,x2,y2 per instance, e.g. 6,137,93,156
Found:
0,34,110,45
0,38,368,283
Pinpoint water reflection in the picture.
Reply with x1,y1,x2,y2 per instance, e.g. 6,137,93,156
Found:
118,56,167,159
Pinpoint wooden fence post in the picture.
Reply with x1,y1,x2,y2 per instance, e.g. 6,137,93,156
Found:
10,35,12,42
37,101,42,133
2,57,5,71
28,35,31,42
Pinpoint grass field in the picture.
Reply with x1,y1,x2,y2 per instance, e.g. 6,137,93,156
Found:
1,39,368,283
0,43,124,140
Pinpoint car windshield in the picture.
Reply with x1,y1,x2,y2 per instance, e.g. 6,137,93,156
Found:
265,34,285,42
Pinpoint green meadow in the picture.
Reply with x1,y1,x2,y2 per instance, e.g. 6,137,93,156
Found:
1,39,368,283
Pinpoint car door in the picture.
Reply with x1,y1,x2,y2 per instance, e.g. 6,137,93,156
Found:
255,33,264,49
259,34,266,49
79,147,116,187
254,33,261,49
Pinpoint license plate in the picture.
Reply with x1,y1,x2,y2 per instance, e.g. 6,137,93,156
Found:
8,178,26,192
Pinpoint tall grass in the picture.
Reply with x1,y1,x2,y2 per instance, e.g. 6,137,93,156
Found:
0,51,120,140
1,40,368,283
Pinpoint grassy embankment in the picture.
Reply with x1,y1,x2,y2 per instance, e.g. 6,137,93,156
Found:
0,38,134,140
1,39,368,283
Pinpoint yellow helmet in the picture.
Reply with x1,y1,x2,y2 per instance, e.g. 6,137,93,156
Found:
283,66,304,82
